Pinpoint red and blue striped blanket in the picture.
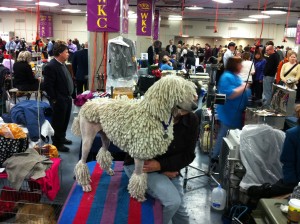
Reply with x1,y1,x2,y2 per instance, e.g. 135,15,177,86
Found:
58,161,162,224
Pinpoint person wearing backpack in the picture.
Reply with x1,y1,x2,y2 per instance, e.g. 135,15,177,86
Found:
279,51,300,84
275,50,292,84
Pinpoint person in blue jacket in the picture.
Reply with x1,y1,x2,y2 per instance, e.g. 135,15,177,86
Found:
160,57,173,71
253,51,266,100
211,57,251,163
248,105,300,198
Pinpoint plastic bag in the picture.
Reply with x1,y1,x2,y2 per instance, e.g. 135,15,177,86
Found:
0,124,14,138
239,124,285,190
0,123,26,139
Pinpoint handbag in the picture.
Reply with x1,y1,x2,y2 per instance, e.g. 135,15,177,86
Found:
278,63,298,85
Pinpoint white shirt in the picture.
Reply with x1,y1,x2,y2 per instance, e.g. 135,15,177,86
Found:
223,49,234,68
240,60,255,82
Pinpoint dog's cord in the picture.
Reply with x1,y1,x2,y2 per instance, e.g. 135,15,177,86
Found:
37,79,42,150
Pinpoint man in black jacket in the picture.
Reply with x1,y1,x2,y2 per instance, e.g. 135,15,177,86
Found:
124,111,199,224
166,39,177,56
43,42,74,152
72,42,88,95
262,45,280,107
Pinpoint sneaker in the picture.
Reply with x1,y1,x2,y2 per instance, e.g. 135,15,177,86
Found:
64,138,73,145
57,145,70,152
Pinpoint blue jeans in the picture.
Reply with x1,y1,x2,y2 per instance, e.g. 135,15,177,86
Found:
124,165,189,224
211,122,230,159
263,76,275,107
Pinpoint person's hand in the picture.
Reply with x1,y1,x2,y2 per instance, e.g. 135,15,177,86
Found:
143,160,161,173
162,171,179,179
37,77,42,83
282,79,286,83
259,80,263,83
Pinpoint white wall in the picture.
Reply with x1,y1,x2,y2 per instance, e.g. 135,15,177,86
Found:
0,11,298,55
0,11,88,44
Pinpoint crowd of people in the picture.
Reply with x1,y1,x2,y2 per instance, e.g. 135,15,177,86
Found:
0,36,85,62
147,39,299,105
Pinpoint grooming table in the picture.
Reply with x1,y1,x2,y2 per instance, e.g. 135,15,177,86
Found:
58,161,163,224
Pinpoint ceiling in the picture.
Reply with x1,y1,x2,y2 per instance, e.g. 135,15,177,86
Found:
1,0,300,26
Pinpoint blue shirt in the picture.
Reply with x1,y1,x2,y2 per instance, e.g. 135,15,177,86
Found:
5,41,16,51
47,41,53,52
217,70,251,128
160,64,173,70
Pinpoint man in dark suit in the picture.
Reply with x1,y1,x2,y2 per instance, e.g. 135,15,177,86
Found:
166,39,177,56
43,42,74,152
72,42,88,95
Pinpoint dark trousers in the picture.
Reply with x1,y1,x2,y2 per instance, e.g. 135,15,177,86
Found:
253,80,263,100
51,96,72,146
76,79,88,95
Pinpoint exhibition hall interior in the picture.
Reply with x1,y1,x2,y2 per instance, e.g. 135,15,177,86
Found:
0,0,300,223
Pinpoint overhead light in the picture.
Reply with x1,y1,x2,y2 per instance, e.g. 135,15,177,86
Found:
128,10,135,15
62,9,81,13
273,6,288,9
261,10,287,15
186,6,204,10
16,0,33,1
168,15,182,21
212,0,233,4
169,15,182,18
249,14,270,19
128,14,137,19
35,2,59,7
0,7,18,11
181,34,189,37
239,18,258,22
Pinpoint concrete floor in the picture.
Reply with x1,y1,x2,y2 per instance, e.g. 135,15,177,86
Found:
54,110,223,224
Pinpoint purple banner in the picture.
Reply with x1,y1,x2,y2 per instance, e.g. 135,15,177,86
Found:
39,15,53,37
87,0,120,32
153,10,160,40
122,0,129,34
296,19,300,44
136,0,153,36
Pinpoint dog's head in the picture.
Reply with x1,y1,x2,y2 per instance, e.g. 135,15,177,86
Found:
142,75,198,121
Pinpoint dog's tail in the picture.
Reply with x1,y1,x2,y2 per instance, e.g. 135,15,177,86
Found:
71,115,81,136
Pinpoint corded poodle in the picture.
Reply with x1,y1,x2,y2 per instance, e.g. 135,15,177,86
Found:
72,76,198,202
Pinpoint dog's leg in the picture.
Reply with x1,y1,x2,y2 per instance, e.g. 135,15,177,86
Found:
74,117,100,192
96,131,114,176
128,158,147,202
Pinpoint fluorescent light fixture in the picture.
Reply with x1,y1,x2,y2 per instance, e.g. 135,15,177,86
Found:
249,14,270,19
168,17,182,21
17,0,33,1
181,34,189,37
62,9,81,13
128,14,137,19
0,7,18,11
239,18,258,22
273,6,288,9
168,15,182,21
35,2,59,7
128,10,135,15
186,6,204,10
212,0,233,4
261,10,287,15
169,15,182,18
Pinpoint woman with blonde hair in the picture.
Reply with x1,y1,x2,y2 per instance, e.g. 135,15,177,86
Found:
13,51,41,91
279,51,300,84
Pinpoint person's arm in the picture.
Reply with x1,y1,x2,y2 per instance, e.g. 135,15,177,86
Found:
72,53,78,75
43,64,57,102
280,64,287,83
295,65,300,81
280,130,298,184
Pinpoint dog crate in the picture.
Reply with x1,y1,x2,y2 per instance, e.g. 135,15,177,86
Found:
0,163,63,223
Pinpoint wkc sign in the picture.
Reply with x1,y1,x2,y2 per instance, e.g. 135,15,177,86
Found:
136,0,153,36
87,0,120,32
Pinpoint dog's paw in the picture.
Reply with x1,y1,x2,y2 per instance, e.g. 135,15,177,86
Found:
82,184,92,192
